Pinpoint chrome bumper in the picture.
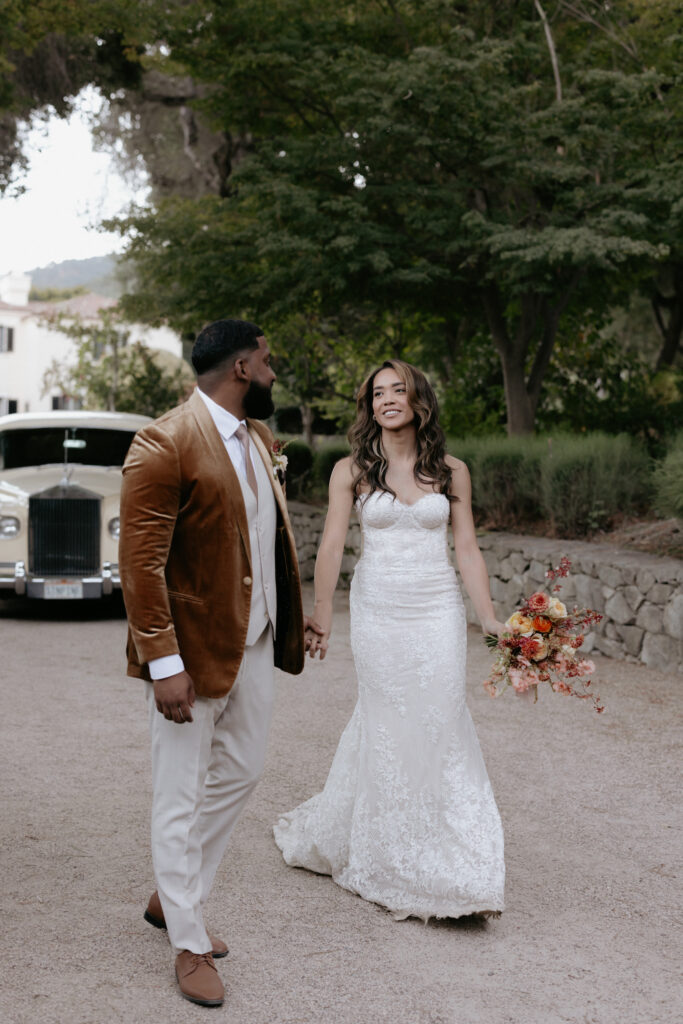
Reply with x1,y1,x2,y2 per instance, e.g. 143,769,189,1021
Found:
0,561,120,598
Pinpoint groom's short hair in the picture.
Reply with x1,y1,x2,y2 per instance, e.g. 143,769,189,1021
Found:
192,319,263,376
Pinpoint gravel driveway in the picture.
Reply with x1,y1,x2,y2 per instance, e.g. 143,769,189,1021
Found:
1,586,679,1024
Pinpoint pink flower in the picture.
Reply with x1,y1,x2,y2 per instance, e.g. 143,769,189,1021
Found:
577,659,595,677
528,592,550,613
510,668,538,693
552,653,572,674
552,680,573,695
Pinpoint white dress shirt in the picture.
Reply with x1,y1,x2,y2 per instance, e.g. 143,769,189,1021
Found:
148,388,256,681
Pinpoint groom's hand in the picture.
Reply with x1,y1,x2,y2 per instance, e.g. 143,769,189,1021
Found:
303,616,325,653
304,620,330,660
153,671,196,724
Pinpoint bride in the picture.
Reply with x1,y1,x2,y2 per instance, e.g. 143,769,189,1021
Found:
273,359,506,920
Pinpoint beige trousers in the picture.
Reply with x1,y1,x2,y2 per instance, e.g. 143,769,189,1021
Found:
146,625,275,954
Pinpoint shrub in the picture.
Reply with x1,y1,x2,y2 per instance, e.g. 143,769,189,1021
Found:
314,443,351,486
283,440,313,498
653,433,683,519
449,436,544,526
274,406,302,434
449,432,651,536
539,433,650,535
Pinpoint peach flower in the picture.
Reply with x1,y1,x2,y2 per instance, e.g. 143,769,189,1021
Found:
547,597,567,619
505,611,534,635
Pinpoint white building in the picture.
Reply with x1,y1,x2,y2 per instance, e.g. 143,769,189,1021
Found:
0,272,185,415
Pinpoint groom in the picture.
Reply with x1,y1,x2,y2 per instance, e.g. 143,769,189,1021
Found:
119,319,311,1007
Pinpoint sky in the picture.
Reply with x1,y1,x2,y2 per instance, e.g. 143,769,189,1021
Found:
0,89,147,277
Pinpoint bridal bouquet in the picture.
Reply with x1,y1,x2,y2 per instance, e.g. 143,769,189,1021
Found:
483,557,605,712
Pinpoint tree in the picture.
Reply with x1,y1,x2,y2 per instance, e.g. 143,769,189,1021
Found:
42,309,192,417
8,1,679,433
110,1,676,432
0,0,149,192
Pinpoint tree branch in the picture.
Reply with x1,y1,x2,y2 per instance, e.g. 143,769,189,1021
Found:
534,0,562,103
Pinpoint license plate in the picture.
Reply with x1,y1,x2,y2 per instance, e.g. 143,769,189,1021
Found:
44,582,83,599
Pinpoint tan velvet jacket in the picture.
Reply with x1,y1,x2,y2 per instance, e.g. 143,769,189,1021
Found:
119,389,305,698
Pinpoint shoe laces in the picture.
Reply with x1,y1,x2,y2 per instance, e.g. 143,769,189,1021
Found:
187,951,216,974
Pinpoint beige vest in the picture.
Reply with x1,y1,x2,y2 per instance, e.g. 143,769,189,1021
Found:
237,437,277,645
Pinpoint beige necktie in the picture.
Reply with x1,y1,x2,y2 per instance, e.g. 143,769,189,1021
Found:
235,424,258,501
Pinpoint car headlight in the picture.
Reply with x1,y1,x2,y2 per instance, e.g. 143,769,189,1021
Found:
108,516,120,540
0,515,20,538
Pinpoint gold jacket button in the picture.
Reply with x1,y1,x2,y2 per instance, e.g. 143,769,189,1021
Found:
243,576,252,586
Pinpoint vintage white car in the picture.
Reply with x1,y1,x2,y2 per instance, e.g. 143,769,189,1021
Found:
0,410,151,599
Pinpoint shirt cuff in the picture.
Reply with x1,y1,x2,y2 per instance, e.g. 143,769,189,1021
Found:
148,654,185,680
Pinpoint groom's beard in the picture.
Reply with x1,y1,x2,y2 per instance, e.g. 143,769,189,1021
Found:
243,380,275,420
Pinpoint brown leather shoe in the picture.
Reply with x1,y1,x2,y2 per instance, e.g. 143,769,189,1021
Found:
175,950,224,1007
144,891,229,958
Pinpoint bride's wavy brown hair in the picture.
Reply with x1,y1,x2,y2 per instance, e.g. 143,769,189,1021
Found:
348,359,456,501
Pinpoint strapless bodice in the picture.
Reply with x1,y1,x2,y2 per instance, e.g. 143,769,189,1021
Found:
355,490,451,573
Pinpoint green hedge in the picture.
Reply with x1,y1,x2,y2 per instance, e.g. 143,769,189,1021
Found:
452,432,651,536
287,432,657,536
653,432,683,519
281,440,350,498
283,440,314,498
314,443,350,485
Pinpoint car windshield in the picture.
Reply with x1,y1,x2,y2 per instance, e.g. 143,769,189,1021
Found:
0,427,137,470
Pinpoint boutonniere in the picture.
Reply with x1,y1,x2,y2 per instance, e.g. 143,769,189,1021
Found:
270,439,289,482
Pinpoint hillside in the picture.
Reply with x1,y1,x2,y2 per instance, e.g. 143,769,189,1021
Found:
27,255,121,297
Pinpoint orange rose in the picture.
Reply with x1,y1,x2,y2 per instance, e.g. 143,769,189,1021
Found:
532,616,552,633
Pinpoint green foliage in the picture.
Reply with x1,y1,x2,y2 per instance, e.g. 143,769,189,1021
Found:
539,434,651,536
438,333,507,438
28,285,87,302
314,443,351,486
538,324,683,455
0,1,147,191
451,432,651,536
452,435,545,525
107,0,681,434
41,309,192,418
282,439,314,498
653,432,683,519
6,0,682,434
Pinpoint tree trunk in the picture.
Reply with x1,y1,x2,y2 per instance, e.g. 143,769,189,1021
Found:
653,263,683,370
481,276,580,435
500,353,536,435
300,403,315,449
482,284,537,435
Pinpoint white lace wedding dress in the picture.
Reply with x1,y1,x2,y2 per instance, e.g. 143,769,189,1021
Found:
273,491,505,920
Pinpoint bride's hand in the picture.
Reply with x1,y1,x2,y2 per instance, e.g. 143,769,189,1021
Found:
482,618,507,638
305,623,330,660
305,609,331,660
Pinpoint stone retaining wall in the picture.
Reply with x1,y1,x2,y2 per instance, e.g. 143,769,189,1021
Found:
288,501,683,674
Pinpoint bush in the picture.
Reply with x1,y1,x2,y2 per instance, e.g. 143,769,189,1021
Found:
450,436,544,526
539,433,650,535
314,443,351,486
283,440,313,498
449,432,651,536
653,433,683,519
274,406,303,434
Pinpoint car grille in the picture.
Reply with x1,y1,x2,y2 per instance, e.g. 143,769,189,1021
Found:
29,490,101,576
